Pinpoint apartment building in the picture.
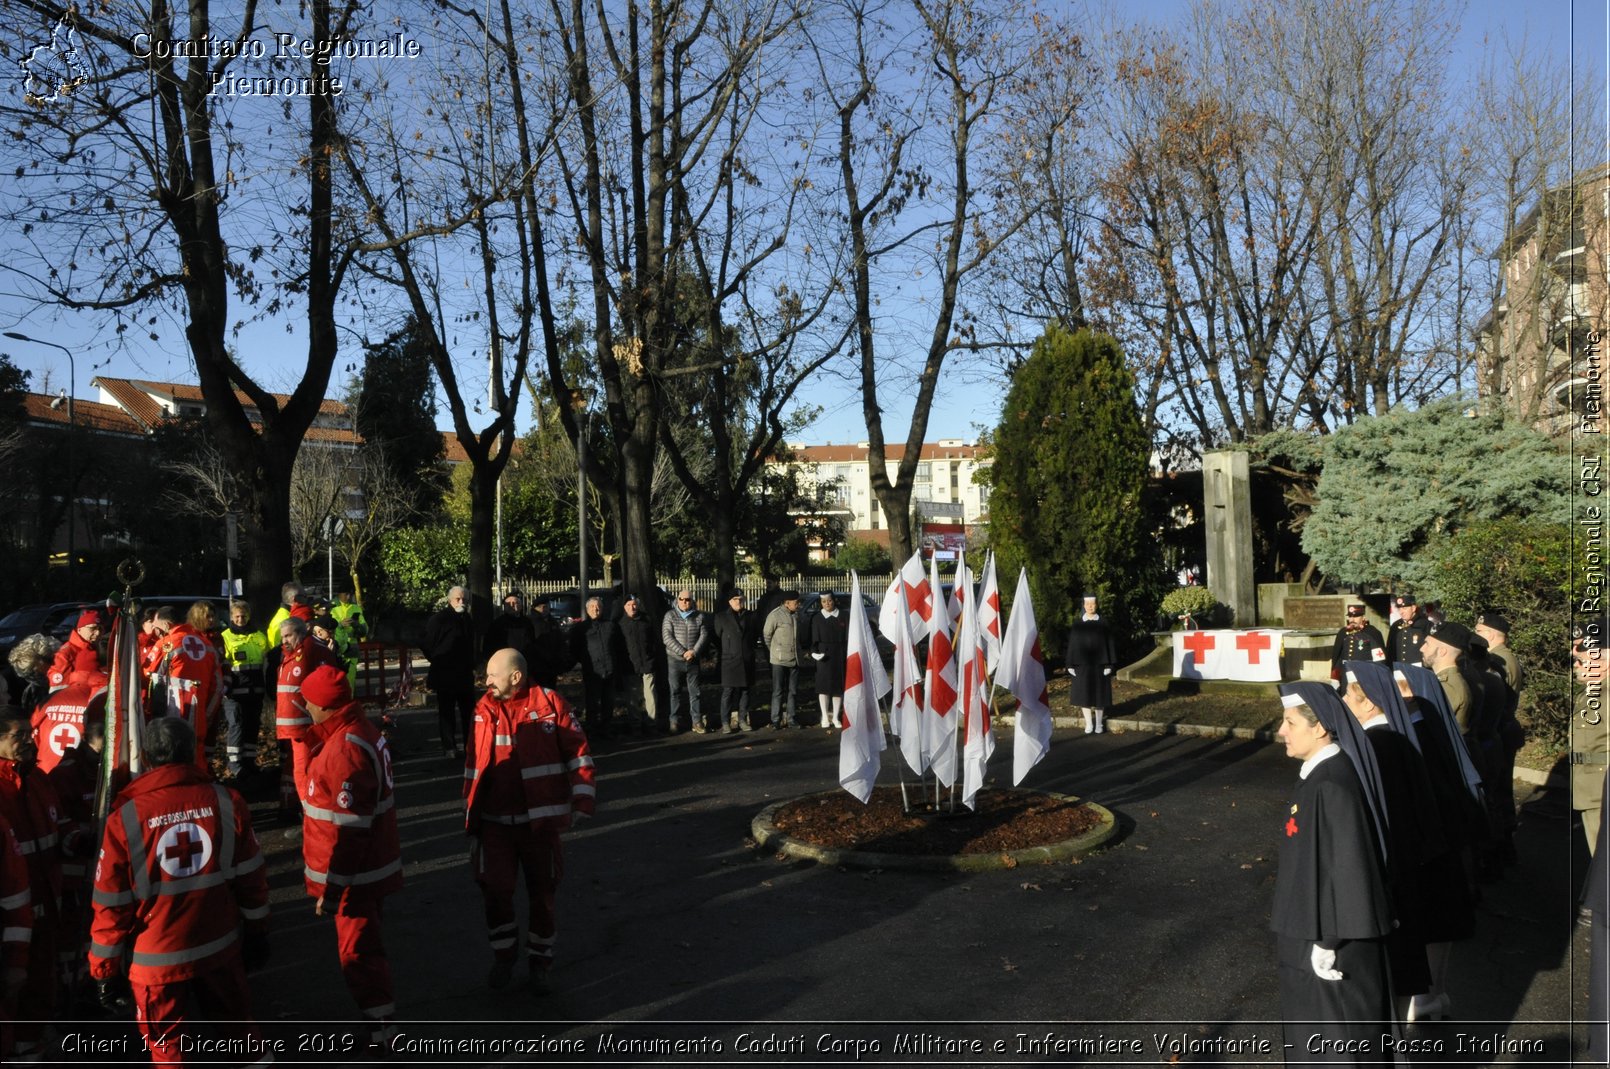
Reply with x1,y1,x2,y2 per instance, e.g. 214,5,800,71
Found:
777,438,991,548
1475,164,1609,437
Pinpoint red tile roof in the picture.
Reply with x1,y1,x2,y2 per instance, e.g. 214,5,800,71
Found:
20,392,145,436
89,375,474,464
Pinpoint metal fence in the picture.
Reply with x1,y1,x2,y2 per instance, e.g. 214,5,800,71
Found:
503,574,896,610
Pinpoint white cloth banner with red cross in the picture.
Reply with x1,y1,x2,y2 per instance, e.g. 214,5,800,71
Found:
1171,629,1288,682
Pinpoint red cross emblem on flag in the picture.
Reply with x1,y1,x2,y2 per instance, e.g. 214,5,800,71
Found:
1181,631,1216,665
1235,631,1272,665
156,822,213,878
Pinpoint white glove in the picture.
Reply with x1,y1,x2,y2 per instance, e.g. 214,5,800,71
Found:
1103,668,1113,676
811,653,824,661
1310,944,1343,981
1068,668,1077,677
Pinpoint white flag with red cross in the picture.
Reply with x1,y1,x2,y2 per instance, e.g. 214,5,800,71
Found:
997,569,1052,784
881,575,926,774
839,572,890,803
922,554,960,786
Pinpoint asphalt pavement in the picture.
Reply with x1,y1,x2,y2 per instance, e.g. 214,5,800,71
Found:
35,695,1596,1066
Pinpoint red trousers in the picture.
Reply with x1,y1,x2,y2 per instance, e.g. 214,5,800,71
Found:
278,739,310,812
11,904,57,1053
131,960,259,1067
331,892,395,1019
471,823,561,966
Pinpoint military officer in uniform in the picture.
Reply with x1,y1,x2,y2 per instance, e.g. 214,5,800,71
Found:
1330,603,1386,682
1388,594,1431,667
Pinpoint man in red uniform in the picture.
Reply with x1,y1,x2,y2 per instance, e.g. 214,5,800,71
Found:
276,616,340,825
48,609,106,694
88,716,270,1066
300,666,401,1040
0,709,66,1060
0,814,32,1062
465,648,595,993
49,717,103,1011
147,607,224,771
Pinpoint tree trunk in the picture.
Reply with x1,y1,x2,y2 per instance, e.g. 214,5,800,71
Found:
467,463,499,640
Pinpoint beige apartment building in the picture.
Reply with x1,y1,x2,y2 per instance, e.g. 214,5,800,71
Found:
778,438,991,549
1475,163,1609,437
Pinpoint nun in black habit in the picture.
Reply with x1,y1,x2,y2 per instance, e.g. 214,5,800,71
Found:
1272,681,1395,1065
1064,594,1117,734
1343,661,1463,1019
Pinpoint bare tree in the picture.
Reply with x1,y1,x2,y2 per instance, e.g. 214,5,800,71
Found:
1087,13,1323,447
813,0,1057,564
0,1,365,613
1254,0,1474,420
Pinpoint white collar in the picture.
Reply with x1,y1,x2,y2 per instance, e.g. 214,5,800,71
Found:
1361,714,1390,731
1083,613,1100,621
820,609,838,618
1299,743,1341,780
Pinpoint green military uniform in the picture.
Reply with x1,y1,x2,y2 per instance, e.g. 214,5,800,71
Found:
1434,664,1474,737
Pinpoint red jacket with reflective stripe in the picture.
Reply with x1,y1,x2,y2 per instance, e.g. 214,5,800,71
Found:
463,685,595,831
301,702,402,901
148,624,224,763
31,683,105,774
48,631,105,693
88,763,268,985
0,758,64,916
276,637,341,741
0,814,31,974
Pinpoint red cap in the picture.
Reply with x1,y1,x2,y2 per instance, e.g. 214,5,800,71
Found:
300,665,352,710
77,609,104,630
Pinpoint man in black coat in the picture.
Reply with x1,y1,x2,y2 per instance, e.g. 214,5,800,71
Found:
422,585,477,759
714,590,759,733
615,595,661,733
486,591,538,664
1064,594,1116,734
569,596,619,737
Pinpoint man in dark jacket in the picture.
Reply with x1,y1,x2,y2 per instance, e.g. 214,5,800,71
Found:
423,586,477,759
714,590,759,733
616,595,660,733
487,591,538,665
1065,594,1117,734
525,598,572,689
569,597,619,738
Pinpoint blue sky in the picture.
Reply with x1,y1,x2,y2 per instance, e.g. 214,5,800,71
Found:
0,0,1603,445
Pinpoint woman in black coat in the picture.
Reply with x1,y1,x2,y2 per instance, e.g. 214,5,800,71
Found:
1064,594,1116,733
808,592,850,730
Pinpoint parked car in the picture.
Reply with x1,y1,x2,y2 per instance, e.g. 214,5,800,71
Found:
0,603,65,656
540,584,672,630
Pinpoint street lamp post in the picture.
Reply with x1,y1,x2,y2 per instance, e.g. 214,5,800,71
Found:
5,331,75,597
577,409,590,609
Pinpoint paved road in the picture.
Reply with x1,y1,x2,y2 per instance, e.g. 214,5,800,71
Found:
40,700,1591,1065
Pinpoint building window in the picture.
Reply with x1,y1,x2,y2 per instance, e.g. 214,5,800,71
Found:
916,462,931,480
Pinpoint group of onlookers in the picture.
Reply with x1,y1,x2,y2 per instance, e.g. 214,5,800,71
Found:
422,586,859,753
